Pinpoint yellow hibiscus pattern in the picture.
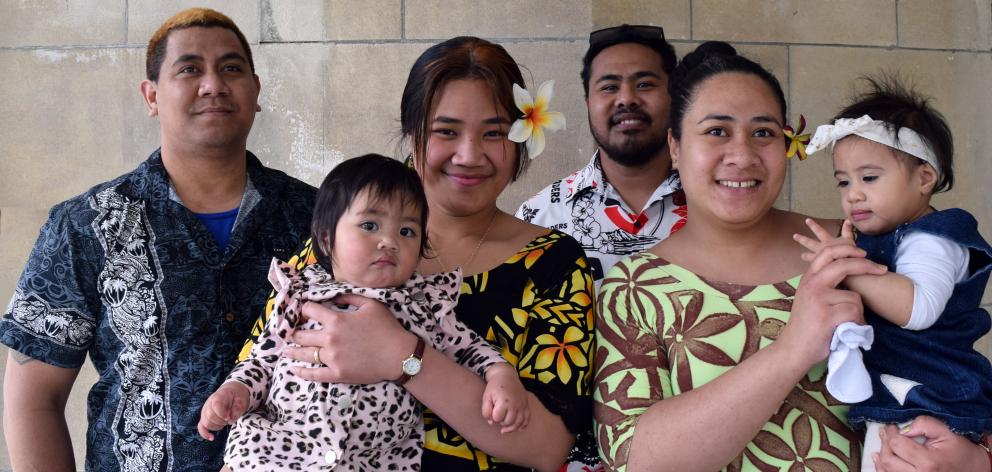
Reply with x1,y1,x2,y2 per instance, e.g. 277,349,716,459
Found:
425,230,597,470
594,253,860,472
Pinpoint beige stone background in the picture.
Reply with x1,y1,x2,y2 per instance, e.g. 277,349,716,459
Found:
1,0,990,469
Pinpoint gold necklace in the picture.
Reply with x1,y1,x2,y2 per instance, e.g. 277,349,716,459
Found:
430,212,498,273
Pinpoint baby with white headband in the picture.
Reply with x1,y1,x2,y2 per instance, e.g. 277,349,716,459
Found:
794,76,992,471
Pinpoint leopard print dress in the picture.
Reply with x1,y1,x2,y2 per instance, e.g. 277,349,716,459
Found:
222,259,507,471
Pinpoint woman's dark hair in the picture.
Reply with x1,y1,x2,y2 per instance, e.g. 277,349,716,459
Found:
833,75,954,193
311,154,430,274
668,41,787,140
400,36,529,180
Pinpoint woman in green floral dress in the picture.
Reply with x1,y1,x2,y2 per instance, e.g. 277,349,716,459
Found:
593,41,991,472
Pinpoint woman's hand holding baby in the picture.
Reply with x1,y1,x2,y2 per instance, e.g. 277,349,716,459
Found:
778,239,884,368
285,294,416,384
874,416,991,471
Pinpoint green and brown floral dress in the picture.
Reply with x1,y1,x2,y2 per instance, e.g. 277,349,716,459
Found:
594,253,860,472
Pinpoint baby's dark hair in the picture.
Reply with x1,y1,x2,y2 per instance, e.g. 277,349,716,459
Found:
668,41,787,140
833,75,954,193
311,154,430,274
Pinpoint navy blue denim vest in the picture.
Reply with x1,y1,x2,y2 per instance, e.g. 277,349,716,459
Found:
847,208,992,439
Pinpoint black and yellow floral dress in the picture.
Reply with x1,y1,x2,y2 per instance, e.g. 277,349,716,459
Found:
240,230,599,471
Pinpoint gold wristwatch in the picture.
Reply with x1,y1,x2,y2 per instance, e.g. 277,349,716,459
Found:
395,336,425,385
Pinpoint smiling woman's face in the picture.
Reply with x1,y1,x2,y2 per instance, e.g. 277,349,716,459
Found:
669,72,787,228
417,78,518,218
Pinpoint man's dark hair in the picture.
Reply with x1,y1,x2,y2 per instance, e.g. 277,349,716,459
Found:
145,8,255,82
581,24,677,97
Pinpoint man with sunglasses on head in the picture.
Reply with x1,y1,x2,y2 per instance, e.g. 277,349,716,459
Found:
517,24,683,291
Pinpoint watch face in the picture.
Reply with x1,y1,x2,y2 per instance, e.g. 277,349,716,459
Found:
402,357,422,376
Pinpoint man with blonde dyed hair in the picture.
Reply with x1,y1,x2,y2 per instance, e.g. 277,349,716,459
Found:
0,8,315,471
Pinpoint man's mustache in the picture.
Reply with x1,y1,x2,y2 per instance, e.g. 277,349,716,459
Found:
608,111,651,127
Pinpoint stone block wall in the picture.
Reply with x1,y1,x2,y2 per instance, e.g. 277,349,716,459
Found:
1,1,990,468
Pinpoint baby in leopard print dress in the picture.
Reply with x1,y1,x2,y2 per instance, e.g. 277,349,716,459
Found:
198,155,528,471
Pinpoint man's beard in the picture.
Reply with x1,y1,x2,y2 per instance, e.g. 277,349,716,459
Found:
590,112,667,167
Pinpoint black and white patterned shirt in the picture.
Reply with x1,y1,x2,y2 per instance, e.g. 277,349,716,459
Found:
0,150,315,472
516,151,685,292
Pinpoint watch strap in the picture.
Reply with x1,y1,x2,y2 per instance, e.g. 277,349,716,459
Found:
395,336,426,386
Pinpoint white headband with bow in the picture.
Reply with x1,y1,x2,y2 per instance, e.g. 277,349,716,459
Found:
805,114,941,178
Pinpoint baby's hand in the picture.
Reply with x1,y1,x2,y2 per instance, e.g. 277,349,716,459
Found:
197,382,250,441
481,363,530,434
794,218,856,263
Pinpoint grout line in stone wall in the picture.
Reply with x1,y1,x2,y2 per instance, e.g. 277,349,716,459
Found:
669,39,990,54
245,37,992,52
258,0,264,44
258,36,590,46
123,0,129,45
985,0,992,53
454,36,589,44
0,44,144,51
401,0,406,40
894,0,900,47
257,39,433,45
3,40,992,55
688,0,693,39
232,38,992,53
